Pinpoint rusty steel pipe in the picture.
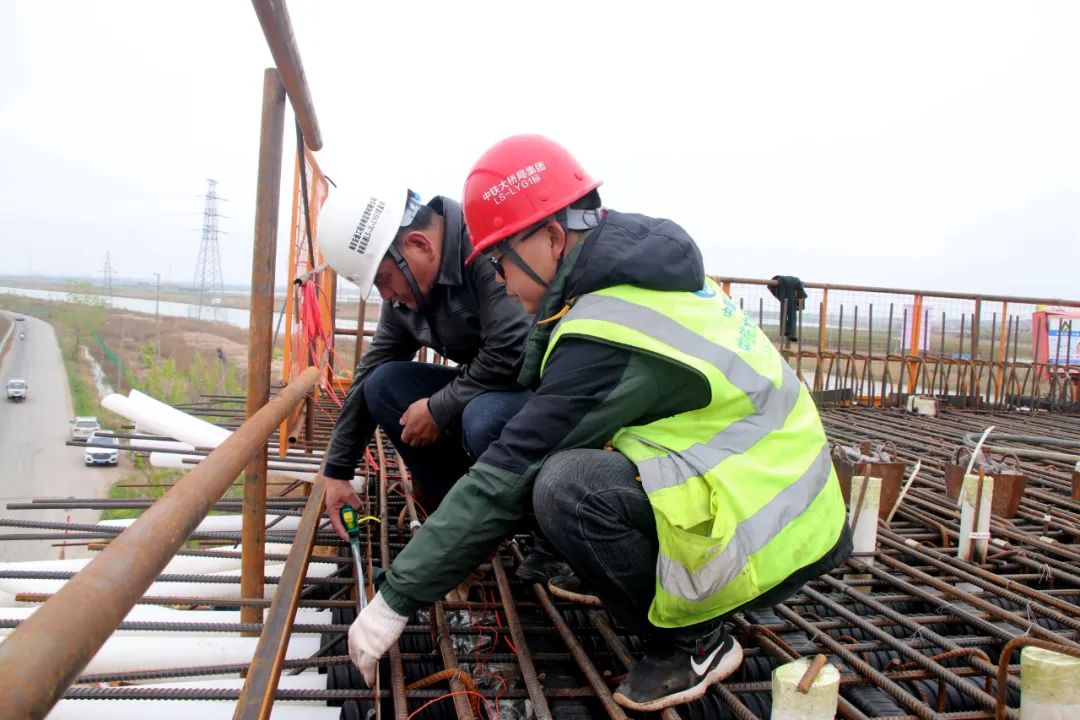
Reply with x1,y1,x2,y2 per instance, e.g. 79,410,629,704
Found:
879,532,1080,628
250,0,323,150
875,553,1080,650
796,586,1008,717
377,433,408,719
796,654,830,694
713,685,763,720
816,575,1021,693
0,366,320,720
434,602,478,720
490,555,555,720
242,67,287,629
505,545,629,720
234,476,326,720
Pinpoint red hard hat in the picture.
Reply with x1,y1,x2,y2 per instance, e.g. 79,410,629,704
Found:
463,135,602,264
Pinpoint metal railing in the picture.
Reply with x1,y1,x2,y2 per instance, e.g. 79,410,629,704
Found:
715,276,1080,411
0,367,320,719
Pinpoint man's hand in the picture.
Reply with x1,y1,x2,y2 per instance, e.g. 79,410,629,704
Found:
349,592,409,686
399,398,441,447
324,475,363,542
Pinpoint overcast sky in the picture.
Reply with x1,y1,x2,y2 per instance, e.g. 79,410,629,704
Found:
1,1,1077,298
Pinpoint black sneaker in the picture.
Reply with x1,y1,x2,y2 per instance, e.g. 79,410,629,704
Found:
547,575,602,606
516,553,573,585
613,626,743,712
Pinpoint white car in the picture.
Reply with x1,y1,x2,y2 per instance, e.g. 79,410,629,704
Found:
6,379,27,402
70,416,102,441
84,432,120,466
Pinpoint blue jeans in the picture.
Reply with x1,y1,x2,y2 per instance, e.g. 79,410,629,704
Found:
532,448,853,639
532,449,660,634
363,361,531,504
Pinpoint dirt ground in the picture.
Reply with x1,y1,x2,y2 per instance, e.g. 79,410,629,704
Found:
96,312,282,392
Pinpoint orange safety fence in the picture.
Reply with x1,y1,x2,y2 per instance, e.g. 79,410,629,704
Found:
279,144,334,454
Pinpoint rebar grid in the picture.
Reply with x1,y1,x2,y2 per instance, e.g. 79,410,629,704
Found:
3,407,1078,719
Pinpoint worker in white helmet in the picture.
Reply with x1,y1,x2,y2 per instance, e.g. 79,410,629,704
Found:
317,186,533,539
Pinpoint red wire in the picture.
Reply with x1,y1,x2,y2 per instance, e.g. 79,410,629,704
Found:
405,689,495,720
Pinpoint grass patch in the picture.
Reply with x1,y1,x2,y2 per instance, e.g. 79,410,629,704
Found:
101,456,183,520
102,455,245,521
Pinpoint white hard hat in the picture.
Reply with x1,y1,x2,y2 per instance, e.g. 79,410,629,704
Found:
319,186,423,293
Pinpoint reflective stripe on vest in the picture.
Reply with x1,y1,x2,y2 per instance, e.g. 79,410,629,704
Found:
547,286,840,621
565,293,781,414
654,444,832,602
559,293,805,493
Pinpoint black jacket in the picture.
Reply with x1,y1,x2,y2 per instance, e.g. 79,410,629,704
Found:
322,197,531,480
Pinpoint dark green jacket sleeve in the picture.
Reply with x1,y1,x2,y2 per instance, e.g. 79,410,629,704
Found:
380,338,708,615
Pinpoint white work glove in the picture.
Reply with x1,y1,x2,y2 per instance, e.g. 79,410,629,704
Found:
348,591,409,686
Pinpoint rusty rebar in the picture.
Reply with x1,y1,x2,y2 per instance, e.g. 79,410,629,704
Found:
434,602,478,720
235,477,326,720
774,604,944,720
377,433,408,720
489,554,554,720
796,653,829,694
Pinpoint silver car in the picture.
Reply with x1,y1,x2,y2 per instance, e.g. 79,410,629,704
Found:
6,379,27,402
70,416,102,441
84,432,119,466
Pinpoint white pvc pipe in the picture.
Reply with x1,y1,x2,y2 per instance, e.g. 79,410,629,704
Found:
130,437,196,453
771,658,840,720
0,543,297,576
958,474,993,563
844,475,881,592
148,450,216,471
148,451,319,482
43,671,336,719
0,632,323,675
102,393,227,451
0,606,330,636
140,673,329,691
102,394,176,441
1021,645,1080,719
849,475,882,559
47,701,340,720
128,389,231,447
99,514,302,533
0,561,334,600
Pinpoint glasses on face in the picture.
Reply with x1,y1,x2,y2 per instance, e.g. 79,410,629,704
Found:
488,220,550,279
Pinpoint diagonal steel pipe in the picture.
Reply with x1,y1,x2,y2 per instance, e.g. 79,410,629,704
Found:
0,366,320,720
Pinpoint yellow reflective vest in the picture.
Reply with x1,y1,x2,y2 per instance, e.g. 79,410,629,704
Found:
541,279,846,627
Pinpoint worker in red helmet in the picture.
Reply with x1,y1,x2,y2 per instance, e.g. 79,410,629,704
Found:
348,135,851,711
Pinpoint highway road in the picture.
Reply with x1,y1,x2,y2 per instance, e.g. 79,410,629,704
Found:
0,312,111,562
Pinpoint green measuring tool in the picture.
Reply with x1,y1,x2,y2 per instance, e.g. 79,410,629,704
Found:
340,502,372,611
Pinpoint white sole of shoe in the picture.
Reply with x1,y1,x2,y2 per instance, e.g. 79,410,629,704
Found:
546,580,603,607
612,638,744,712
